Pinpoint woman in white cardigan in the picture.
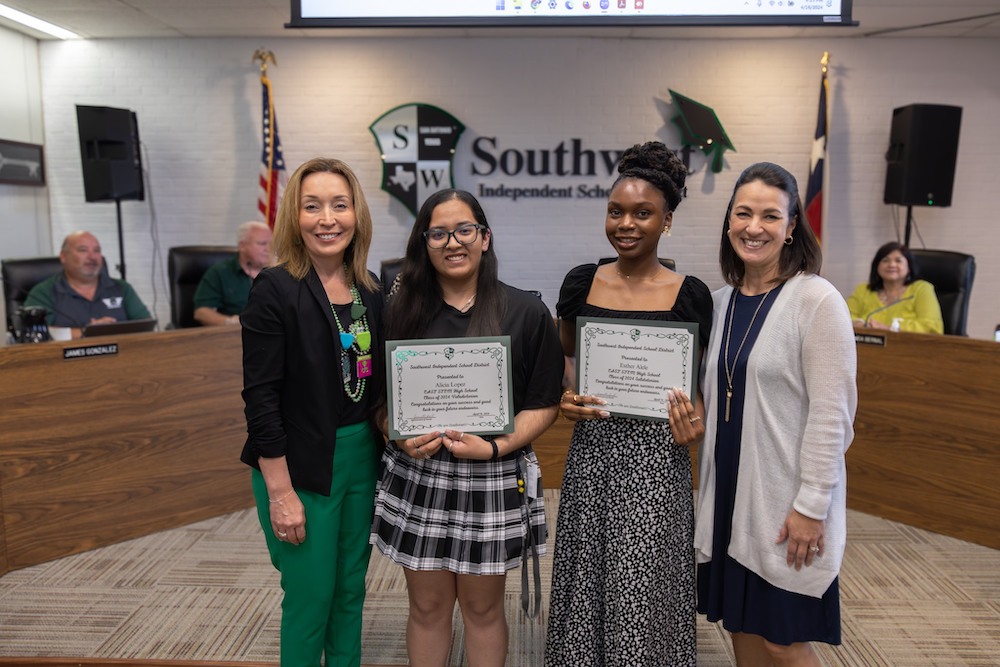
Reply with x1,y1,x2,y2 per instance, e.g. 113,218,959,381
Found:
695,162,857,666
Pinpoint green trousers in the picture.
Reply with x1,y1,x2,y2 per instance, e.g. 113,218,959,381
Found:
252,421,378,667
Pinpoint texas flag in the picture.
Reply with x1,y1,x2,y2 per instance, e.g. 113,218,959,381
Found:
805,65,828,243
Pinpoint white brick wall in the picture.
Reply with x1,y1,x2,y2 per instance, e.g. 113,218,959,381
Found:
12,35,1000,337
0,28,50,253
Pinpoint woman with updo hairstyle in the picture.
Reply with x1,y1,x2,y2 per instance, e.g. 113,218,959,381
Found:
545,141,713,666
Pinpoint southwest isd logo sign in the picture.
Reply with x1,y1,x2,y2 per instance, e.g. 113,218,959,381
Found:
370,103,465,216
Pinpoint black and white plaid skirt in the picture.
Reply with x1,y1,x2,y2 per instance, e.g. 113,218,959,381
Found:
370,440,547,575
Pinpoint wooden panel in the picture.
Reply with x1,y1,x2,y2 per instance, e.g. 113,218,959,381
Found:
533,415,573,488
0,327,251,574
849,330,1000,549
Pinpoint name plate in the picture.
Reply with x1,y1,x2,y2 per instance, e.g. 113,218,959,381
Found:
576,317,699,421
386,336,514,439
63,343,119,359
855,332,887,346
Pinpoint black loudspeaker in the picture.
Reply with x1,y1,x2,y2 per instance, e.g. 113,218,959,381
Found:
883,104,961,207
76,105,144,202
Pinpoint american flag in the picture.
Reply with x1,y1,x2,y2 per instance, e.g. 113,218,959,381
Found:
804,54,829,243
258,74,286,228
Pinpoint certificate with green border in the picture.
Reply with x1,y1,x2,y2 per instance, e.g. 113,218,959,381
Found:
386,336,514,439
575,317,699,422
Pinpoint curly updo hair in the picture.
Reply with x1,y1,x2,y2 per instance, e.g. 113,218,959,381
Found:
612,141,688,212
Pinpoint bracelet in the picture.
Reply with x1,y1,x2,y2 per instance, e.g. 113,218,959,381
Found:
268,489,294,503
485,436,499,461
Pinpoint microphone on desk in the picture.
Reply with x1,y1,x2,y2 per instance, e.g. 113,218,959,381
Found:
864,296,914,328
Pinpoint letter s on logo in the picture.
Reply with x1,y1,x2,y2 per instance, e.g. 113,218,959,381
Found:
392,124,409,149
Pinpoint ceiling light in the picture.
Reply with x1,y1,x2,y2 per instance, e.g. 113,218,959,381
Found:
0,3,82,40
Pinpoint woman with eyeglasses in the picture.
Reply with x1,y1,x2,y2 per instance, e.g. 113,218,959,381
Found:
371,189,563,667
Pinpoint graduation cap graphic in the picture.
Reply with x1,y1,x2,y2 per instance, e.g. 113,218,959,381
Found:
668,89,735,174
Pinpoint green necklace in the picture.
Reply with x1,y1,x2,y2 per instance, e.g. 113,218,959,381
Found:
330,283,372,403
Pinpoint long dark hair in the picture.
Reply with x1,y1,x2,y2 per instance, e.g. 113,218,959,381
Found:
867,241,919,291
386,189,506,339
719,162,823,287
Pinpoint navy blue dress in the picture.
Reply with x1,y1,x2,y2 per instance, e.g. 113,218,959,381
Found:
696,286,841,646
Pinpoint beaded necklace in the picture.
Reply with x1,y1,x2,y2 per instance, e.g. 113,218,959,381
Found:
330,282,372,403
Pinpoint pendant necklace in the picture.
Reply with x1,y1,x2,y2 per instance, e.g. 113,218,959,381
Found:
459,293,476,312
616,266,660,281
722,287,774,422
330,282,372,403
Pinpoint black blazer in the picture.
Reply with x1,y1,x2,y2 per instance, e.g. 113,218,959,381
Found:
240,265,385,496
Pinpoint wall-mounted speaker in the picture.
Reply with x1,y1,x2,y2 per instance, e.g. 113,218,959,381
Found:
76,105,144,202
883,104,961,207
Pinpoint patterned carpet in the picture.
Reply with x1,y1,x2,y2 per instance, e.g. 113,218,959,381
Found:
1,489,998,666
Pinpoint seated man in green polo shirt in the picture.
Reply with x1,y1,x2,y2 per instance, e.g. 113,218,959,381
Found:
193,221,272,326
24,230,151,339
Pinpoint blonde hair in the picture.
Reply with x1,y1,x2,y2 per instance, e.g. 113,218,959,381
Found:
271,157,376,292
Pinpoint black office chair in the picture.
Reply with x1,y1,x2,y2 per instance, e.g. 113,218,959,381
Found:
380,257,404,295
910,249,976,336
599,257,677,271
2,256,62,330
167,245,237,329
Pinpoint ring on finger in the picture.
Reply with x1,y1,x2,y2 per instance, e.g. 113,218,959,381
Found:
689,416,702,424
809,545,820,553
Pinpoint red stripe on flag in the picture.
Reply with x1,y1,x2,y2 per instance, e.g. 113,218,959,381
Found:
806,193,823,238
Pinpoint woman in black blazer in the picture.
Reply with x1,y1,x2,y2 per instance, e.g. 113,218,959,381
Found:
240,157,384,667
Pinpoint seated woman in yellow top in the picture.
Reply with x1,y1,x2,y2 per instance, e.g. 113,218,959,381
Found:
846,241,944,334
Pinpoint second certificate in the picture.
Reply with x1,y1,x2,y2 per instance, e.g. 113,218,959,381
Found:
386,336,514,440
576,316,699,421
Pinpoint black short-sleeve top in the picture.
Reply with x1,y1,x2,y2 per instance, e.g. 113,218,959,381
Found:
556,263,713,350
423,282,563,414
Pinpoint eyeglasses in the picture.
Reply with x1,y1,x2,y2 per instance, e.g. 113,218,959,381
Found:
423,224,485,249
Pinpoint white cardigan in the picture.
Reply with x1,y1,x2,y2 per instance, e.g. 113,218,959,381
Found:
694,273,857,598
